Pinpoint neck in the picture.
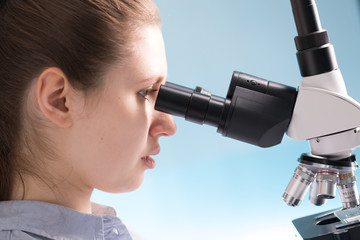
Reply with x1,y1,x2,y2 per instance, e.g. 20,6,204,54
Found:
11,172,94,214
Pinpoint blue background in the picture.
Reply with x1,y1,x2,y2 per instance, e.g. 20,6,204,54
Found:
92,1,360,239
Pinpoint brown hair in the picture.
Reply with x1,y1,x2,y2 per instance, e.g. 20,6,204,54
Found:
0,0,160,200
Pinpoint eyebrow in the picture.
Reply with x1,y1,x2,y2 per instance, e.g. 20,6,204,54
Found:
139,75,166,85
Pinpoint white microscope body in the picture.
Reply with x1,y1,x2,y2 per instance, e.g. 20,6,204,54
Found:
282,0,360,210
284,68,360,208
287,69,360,158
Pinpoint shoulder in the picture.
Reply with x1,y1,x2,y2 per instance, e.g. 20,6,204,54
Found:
0,230,52,240
0,200,103,240
0,200,138,240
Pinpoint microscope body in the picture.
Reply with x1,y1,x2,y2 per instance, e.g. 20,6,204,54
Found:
287,69,360,146
154,0,360,239
283,0,360,212
283,68,360,209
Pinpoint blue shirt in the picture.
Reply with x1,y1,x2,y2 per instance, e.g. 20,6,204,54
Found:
0,200,134,240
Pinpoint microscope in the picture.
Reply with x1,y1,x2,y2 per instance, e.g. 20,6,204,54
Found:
155,0,360,239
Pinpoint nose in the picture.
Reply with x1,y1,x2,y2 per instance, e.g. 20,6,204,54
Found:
149,111,177,138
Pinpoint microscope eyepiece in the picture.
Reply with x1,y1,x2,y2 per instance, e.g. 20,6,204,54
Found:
155,72,297,148
155,82,226,127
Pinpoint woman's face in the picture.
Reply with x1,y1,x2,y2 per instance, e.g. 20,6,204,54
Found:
64,25,176,193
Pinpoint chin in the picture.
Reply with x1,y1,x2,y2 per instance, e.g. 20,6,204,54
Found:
100,174,145,194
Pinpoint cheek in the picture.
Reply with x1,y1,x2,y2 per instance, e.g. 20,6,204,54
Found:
94,100,153,187
101,97,154,164
66,98,153,191
118,98,152,136
69,95,150,157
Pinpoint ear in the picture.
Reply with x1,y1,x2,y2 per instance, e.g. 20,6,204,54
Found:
36,67,73,128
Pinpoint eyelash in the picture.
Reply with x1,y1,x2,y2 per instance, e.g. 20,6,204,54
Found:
138,88,158,101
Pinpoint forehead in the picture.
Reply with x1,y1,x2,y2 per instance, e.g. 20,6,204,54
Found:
127,25,167,81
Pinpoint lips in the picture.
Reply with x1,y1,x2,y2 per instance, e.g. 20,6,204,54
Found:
142,146,160,169
142,156,156,169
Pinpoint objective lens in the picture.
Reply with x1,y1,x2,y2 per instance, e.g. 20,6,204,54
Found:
309,170,338,206
309,180,327,206
283,165,316,206
338,173,360,209
316,171,338,199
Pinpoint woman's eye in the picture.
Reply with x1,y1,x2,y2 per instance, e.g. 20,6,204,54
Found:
138,88,158,101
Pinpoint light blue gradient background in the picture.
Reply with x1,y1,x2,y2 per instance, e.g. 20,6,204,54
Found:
91,1,360,239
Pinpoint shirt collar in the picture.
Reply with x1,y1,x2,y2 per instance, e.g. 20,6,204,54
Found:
0,200,108,240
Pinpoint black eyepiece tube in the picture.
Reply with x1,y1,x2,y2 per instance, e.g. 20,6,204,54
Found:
154,83,193,119
290,0,338,77
291,0,322,36
155,82,226,127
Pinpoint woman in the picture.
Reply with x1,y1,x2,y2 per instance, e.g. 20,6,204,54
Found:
0,0,176,239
